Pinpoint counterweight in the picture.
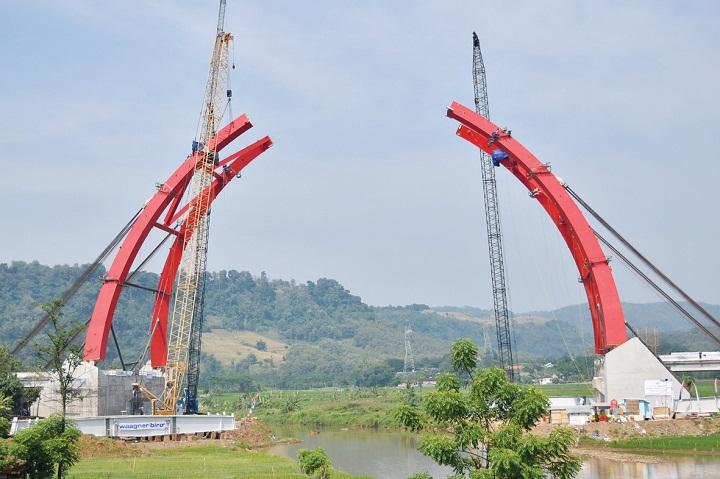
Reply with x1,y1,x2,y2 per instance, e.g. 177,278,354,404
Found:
161,0,233,413
472,32,516,380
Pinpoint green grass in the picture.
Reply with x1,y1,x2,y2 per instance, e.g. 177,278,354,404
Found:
610,434,720,452
207,383,599,428
535,379,718,399
206,388,412,428
692,379,716,397
536,382,594,397
69,445,369,479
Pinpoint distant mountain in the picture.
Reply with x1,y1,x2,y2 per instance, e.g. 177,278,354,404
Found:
1,261,717,389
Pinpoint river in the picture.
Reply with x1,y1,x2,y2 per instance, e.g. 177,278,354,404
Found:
266,427,720,479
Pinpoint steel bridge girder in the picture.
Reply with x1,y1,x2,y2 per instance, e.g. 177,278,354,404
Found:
83,115,257,362
447,101,627,353
149,136,273,367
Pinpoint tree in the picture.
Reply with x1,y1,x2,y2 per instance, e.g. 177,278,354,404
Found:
298,447,332,479
5,415,81,479
0,345,40,417
0,394,12,437
256,340,268,351
451,338,478,377
34,300,85,478
353,363,397,388
392,338,581,479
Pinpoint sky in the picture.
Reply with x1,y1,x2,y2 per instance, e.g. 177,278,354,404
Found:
1,1,718,312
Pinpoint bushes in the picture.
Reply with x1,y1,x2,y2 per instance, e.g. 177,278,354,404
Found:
3,415,81,479
0,416,10,437
298,447,332,478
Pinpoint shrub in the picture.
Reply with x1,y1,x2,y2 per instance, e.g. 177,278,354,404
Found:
298,447,331,478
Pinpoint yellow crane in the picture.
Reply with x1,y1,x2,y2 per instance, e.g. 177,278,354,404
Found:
154,0,233,415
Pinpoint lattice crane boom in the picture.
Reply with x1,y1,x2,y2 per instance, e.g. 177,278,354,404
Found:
472,32,516,380
160,0,233,414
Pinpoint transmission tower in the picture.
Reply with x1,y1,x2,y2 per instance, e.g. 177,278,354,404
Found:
161,0,233,414
472,32,516,380
404,322,416,376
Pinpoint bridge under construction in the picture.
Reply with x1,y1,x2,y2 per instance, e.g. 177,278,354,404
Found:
9,2,720,429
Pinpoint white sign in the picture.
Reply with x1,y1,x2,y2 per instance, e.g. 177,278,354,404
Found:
118,422,167,432
644,379,672,396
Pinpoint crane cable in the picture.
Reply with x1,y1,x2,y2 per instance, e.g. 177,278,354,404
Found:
593,229,720,346
55,231,176,367
533,197,585,379
539,222,586,380
565,184,720,330
11,207,143,355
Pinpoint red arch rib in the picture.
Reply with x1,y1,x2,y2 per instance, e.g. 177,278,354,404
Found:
447,101,627,353
83,115,254,361
149,136,273,367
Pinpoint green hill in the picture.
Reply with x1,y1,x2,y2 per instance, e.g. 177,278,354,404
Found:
1,261,717,390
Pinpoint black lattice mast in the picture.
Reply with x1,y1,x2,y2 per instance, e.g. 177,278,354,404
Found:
472,32,515,380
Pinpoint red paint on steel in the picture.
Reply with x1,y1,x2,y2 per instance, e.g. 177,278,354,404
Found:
149,136,273,367
83,115,253,361
447,101,627,353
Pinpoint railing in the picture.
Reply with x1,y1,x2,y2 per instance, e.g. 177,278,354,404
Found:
10,414,235,438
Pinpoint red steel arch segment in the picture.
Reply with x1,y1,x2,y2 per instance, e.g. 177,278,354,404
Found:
446,101,627,353
149,136,273,367
83,115,256,361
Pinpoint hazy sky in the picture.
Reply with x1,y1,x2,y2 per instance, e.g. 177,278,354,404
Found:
1,1,718,312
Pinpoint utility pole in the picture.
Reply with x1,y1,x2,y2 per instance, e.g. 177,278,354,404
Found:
404,322,416,378
472,32,516,380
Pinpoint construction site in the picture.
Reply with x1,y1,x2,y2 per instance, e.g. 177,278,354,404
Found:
5,0,719,448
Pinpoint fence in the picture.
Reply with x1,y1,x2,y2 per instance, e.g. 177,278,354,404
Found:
10,414,236,438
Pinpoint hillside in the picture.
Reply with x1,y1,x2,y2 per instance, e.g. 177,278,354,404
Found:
1,261,718,389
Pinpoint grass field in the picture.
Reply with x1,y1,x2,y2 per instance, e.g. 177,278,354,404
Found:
536,379,720,398
610,435,720,452
68,444,369,479
536,382,594,397
206,383,602,428
207,388,411,428
611,435,720,452
206,380,720,429
691,379,717,397
202,329,289,366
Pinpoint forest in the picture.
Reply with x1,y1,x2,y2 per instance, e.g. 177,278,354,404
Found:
1,261,717,391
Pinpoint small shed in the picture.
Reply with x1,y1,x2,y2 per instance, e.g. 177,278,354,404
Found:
549,408,568,424
624,399,652,420
566,406,594,425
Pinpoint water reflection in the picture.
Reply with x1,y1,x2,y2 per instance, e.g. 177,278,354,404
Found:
267,427,453,479
267,427,720,479
579,456,720,479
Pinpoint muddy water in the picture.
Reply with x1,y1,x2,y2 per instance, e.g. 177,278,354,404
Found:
579,456,720,479
266,427,720,479
267,427,453,478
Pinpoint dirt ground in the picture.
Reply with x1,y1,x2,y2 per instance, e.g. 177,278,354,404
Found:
571,446,663,463
220,416,278,447
531,417,720,463
533,416,720,441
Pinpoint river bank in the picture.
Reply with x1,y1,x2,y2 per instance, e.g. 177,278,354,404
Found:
206,388,409,428
265,425,720,479
205,382,720,430
203,385,720,467
67,420,369,479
